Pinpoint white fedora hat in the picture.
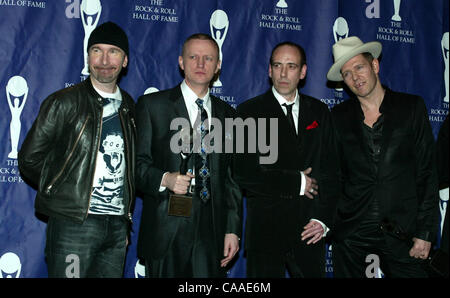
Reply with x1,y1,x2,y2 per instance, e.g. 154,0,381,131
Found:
327,36,382,81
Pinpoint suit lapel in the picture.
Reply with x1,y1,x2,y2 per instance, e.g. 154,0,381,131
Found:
297,94,315,147
262,91,303,167
348,99,372,163
376,89,394,174
208,96,223,183
170,85,191,125
263,91,298,144
210,95,219,122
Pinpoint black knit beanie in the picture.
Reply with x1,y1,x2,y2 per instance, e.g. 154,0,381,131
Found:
87,21,129,57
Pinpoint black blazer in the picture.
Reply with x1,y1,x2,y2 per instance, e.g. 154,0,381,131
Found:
235,90,339,253
331,87,440,253
135,84,242,261
437,115,448,254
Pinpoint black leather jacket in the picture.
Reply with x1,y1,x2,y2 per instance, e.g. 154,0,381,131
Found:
18,78,136,223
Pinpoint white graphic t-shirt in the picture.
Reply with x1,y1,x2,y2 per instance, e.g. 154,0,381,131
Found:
88,86,126,215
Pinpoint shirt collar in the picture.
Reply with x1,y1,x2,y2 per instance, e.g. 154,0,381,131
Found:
272,86,299,108
181,80,210,107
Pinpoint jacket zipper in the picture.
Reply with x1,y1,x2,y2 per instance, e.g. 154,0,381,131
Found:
46,116,90,194
120,107,134,223
85,103,103,220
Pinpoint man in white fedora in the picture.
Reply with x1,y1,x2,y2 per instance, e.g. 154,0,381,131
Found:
327,36,439,277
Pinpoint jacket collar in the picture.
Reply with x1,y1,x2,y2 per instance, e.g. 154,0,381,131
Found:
351,85,393,119
170,84,191,122
84,76,102,105
84,76,130,110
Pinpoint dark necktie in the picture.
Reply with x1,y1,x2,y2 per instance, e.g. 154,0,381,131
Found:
283,103,297,135
195,98,210,202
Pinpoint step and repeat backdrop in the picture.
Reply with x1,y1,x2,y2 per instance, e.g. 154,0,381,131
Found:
0,0,448,278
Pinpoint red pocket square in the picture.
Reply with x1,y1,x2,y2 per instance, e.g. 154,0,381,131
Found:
306,121,318,130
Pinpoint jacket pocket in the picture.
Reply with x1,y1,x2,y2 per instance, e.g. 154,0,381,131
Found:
44,116,90,195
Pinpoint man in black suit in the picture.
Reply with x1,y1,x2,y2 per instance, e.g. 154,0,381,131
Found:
135,33,242,277
235,41,340,277
327,36,440,277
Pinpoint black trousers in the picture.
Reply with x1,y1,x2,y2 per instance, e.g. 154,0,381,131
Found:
146,196,226,278
332,229,428,278
246,239,326,278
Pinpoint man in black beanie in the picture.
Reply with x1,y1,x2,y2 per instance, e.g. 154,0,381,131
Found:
18,21,136,278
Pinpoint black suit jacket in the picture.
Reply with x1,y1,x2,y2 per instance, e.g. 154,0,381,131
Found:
437,115,449,189
235,90,339,253
437,115,448,254
331,87,440,253
135,84,242,261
